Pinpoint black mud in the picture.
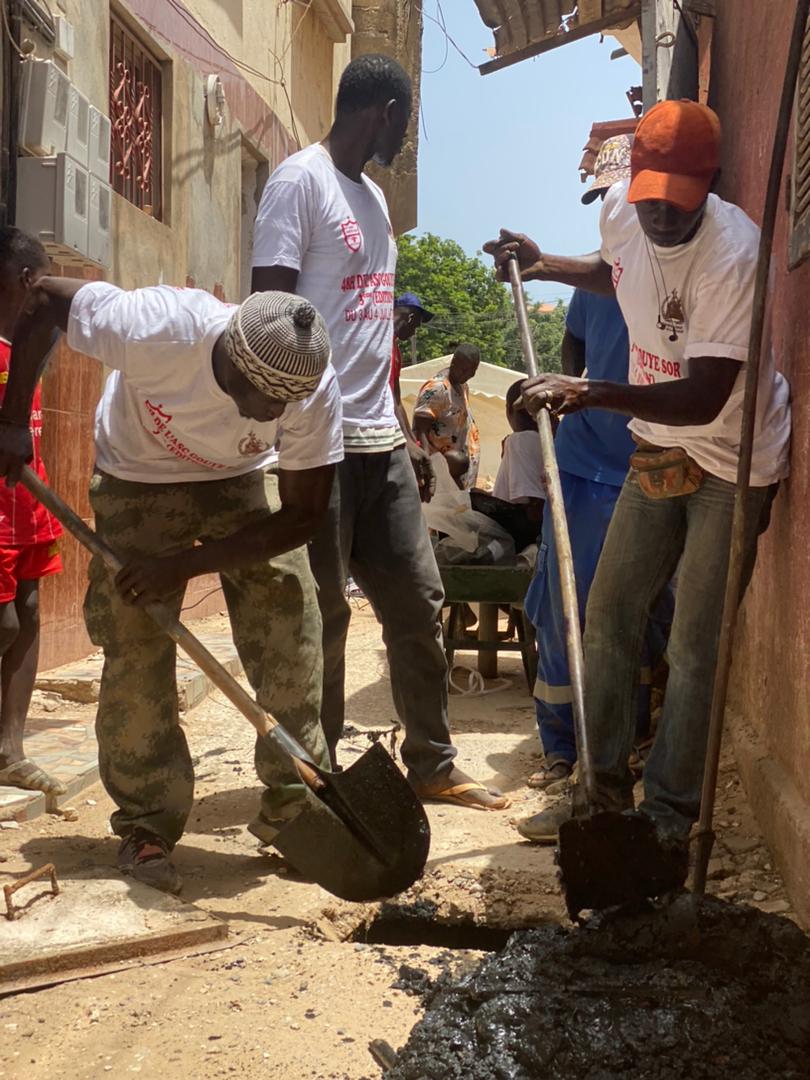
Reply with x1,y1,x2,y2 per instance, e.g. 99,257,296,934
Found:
385,896,810,1080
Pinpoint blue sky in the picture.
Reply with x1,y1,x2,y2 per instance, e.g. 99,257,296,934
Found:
414,5,641,303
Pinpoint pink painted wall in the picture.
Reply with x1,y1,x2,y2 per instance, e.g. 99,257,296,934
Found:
710,4,810,807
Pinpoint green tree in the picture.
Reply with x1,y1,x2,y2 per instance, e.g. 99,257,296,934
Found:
395,232,565,372
395,233,513,365
503,300,567,374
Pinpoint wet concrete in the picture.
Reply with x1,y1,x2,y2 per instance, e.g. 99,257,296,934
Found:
385,896,810,1079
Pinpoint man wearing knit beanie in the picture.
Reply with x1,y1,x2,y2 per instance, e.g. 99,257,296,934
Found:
253,54,509,813
0,270,342,894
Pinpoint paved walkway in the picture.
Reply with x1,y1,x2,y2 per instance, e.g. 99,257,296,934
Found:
0,628,242,824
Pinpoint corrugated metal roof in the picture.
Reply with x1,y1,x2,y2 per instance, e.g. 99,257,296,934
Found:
474,0,641,74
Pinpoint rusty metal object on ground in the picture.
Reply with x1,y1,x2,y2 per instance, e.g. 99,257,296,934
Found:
4,863,59,920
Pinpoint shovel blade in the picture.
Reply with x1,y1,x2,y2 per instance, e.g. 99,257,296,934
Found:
273,743,431,902
557,811,689,920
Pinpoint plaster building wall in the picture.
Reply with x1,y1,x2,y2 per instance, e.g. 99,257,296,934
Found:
351,0,421,235
15,0,407,669
708,1,810,926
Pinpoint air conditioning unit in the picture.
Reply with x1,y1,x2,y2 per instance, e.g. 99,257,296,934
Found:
88,175,112,268
53,15,75,62
19,59,69,157
89,107,111,180
16,154,89,263
66,84,90,167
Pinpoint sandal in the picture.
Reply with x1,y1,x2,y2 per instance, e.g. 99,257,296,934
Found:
414,768,511,811
0,758,66,796
629,737,655,777
527,760,573,791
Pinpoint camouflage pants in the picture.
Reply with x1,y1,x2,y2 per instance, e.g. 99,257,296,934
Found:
84,468,329,848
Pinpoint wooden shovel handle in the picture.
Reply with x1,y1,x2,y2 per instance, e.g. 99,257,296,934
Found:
19,467,322,784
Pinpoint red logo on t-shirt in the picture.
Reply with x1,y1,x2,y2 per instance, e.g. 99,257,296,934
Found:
612,258,624,288
340,218,363,253
238,432,271,457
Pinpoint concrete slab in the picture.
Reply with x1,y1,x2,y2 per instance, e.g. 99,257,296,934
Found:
1,871,228,994
0,625,246,825
35,632,243,711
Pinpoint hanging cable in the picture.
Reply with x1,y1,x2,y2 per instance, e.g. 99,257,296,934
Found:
420,1,479,69
423,1,449,74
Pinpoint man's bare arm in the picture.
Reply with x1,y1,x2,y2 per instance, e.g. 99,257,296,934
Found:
0,277,88,483
411,413,434,455
251,265,300,294
561,330,586,377
115,463,335,605
482,231,614,297
522,356,741,428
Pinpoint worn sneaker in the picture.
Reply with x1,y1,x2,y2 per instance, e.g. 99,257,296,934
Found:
247,814,289,848
515,798,573,844
117,830,182,895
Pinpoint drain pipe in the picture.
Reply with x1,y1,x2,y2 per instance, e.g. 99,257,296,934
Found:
692,0,810,895
3,0,24,226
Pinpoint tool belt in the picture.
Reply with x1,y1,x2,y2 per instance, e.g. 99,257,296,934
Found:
629,438,704,500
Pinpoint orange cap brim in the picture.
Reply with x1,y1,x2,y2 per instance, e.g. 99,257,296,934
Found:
627,168,712,212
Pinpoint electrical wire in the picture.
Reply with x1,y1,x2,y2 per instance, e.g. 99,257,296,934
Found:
161,0,305,148
671,0,699,47
181,585,224,613
420,1,479,69
1,3,28,59
423,1,449,74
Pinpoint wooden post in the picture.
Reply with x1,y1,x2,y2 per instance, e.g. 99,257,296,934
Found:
477,604,499,678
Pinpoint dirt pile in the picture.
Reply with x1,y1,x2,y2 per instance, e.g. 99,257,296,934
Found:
385,896,810,1080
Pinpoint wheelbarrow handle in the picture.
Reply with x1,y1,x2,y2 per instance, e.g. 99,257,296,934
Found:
19,466,322,783
505,257,597,807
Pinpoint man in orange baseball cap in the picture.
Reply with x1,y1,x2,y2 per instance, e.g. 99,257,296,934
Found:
484,99,790,897
628,98,721,211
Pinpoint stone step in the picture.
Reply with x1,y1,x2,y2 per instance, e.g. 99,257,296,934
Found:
35,631,243,712
0,631,243,824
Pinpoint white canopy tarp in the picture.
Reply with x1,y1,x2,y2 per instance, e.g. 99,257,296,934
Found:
399,356,524,485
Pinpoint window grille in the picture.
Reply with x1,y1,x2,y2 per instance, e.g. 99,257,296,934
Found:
109,15,163,220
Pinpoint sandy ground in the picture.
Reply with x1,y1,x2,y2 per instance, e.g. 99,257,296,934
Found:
0,607,802,1079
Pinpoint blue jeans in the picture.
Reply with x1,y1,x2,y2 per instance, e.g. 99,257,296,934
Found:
524,470,672,767
582,471,775,838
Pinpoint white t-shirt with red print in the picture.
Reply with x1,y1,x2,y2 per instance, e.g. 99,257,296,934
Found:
252,143,404,452
67,282,343,484
599,180,790,486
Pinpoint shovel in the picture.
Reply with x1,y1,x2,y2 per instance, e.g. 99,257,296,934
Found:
21,468,430,903
505,257,686,919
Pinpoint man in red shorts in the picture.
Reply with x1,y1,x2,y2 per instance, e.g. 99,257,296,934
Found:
0,227,64,797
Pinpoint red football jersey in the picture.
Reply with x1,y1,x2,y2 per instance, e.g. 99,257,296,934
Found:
390,340,402,392
0,339,61,546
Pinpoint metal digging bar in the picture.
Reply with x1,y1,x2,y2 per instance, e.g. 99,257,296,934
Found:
505,255,595,805
692,0,810,894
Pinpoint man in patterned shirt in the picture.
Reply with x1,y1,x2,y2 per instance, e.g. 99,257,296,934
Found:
413,344,481,490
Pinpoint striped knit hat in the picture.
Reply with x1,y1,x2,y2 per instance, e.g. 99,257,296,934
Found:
223,291,330,401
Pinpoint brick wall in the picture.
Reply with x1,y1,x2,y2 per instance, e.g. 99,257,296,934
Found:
710,1,810,925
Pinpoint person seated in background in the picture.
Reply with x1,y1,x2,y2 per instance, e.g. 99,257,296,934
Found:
469,379,550,553
413,344,481,490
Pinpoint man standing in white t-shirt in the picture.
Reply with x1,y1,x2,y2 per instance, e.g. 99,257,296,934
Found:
0,280,343,893
485,100,790,866
253,55,509,811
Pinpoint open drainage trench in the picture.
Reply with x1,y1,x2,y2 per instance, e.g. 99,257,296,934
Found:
334,895,810,1079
